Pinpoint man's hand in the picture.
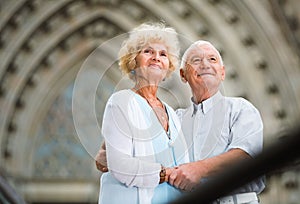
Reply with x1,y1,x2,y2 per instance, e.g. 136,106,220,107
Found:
168,149,251,191
168,161,205,192
95,141,108,172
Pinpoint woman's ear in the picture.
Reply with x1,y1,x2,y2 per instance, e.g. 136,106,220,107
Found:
129,59,136,70
180,68,187,83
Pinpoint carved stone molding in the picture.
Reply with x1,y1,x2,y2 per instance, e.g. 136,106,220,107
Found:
0,0,299,202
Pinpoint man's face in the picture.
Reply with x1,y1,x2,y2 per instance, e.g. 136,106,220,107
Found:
182,44,225,95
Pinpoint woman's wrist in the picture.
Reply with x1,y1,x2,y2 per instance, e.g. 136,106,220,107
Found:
159,165,172,184
159,165,166,184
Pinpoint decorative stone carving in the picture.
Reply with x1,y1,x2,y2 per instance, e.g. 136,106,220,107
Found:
0,0,299,203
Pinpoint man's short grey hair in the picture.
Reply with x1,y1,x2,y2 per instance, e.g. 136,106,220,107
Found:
180,40,224,69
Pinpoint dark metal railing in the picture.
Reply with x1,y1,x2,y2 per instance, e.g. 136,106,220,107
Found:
0,169,26,204
172,125,300,204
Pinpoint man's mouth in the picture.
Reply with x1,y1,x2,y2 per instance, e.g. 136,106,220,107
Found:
196,73,213,77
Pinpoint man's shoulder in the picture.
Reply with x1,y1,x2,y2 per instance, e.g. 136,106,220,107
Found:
224,96,257,109
224,96,261,120
175,106,191,119
175,107,190,114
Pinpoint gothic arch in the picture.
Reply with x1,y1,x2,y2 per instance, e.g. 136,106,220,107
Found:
0,0,299,202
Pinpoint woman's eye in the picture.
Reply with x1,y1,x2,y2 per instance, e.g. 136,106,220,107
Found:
161,52,167,57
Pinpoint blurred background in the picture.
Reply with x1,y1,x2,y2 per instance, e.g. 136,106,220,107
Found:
0,0,300,203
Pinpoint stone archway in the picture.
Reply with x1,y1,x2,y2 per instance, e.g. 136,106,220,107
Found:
0,0,299,203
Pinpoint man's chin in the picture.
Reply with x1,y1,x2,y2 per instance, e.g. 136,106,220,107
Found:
195,78,218,89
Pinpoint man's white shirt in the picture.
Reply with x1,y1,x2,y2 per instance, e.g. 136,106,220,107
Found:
176,91,265,194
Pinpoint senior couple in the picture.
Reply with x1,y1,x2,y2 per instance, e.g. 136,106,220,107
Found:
96,22,264,204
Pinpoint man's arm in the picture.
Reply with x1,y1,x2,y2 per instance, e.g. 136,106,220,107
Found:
168,148,250,191
95,141,108,172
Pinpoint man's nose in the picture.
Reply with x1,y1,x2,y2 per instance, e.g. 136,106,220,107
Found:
199,59,210,69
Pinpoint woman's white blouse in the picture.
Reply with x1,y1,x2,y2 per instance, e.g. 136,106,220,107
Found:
101,89,189,203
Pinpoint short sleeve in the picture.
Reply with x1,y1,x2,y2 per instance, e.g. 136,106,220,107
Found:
226,99,263,158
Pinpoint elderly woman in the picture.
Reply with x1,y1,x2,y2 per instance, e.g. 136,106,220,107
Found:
98,23,189,204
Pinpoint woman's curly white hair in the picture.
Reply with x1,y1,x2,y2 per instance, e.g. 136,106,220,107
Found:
118,22,180,80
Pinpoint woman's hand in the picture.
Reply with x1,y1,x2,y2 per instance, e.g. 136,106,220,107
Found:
95,142,108,172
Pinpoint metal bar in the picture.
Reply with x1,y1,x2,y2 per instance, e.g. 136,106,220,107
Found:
172,125,300,204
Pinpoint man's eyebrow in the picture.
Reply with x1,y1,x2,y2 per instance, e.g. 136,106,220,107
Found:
208,54,219,60
189,55,200,61
207,53,217,57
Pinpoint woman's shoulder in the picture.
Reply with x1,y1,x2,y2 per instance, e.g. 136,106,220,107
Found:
108,89,134,101
162,102,176,113
163,102,181,122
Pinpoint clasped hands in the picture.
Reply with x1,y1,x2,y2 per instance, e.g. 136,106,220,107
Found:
162,163,201,192
96,153,201,192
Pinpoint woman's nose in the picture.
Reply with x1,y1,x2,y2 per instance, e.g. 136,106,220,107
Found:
152,52,160,61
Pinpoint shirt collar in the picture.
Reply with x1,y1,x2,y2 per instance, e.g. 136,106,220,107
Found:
192,91,223,115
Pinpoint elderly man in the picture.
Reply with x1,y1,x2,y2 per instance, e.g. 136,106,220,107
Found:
96,40,264,204
168,40,264,204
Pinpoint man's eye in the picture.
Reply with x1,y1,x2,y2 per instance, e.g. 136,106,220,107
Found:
210,57,217,62
192,58,201,64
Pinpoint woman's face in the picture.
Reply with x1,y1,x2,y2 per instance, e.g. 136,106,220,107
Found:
134,42,170,84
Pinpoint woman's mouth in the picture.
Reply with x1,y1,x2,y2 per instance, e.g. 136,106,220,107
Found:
149,64,161,69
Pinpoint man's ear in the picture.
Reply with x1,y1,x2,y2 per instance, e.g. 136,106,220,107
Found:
180,68,187,83
221,65,226,81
